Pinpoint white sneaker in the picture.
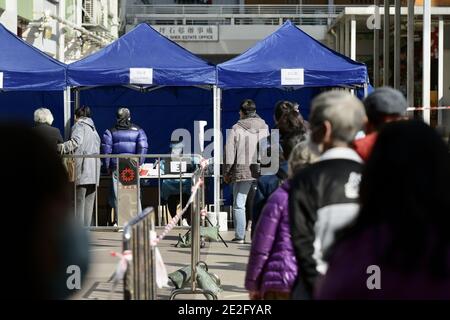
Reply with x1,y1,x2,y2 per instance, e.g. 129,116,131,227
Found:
182,218,190,227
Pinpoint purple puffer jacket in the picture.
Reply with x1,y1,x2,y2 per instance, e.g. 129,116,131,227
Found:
245,181,298,296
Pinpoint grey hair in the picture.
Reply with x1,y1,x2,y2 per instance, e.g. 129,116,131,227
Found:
309,90,366,144
34,108,54,125
288,140,320,177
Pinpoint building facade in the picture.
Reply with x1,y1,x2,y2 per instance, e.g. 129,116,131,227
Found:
0,0,119,62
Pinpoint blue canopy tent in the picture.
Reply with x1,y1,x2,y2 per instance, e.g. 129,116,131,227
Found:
67,21,216,152
0,23,68,135
216,20,370,206
218,20,368,89
66,23,220,214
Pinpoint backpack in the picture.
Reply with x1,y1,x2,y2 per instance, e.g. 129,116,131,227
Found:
275,167,288,186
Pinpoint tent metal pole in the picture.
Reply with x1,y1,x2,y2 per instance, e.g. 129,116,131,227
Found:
394,0,401,90
364,82,369,98
64,87,72,140
350,15,356,60
384,0,390,86
374,0,380,87
422,0,431,124
75,87,80,112
438,16,444,126
213,85,222,216
407,0,415,109
345,17,350,57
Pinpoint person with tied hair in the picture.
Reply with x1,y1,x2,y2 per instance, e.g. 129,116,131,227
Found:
32,108,63,148
289,91,366,299
102,107,148,226
224,99,269,244
251,107,307,238
58,106,101,228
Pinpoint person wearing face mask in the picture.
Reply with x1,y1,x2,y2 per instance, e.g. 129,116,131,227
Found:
2,124,89,299
353,87,408,162
102,107,148,227
288,91,366,300
58,106,101,228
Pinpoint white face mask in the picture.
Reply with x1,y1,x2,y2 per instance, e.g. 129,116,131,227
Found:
355,130,366,140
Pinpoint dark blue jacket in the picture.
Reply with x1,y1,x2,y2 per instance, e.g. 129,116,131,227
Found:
102,124,148,170
252,161,288,238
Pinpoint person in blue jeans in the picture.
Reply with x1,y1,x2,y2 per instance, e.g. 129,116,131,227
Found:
224,99,269,244
102,107,148,226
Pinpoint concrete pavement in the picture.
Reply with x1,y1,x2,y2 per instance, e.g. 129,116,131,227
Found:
71,229,251,300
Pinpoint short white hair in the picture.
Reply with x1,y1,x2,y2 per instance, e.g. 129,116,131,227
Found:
34,108,54,125
310,91,366,144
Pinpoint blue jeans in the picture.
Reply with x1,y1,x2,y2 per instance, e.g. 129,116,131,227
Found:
232,181,253,240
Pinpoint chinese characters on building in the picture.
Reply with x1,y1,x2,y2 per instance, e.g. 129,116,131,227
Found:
154,25,219,42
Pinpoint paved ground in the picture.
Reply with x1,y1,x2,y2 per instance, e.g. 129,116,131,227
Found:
71,229,251,300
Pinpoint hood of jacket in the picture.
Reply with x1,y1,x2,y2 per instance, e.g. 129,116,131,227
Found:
236,115,268,133
77,117,96,130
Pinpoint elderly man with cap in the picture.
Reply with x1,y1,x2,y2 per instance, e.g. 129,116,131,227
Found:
353,87,408,162
102,107,148,226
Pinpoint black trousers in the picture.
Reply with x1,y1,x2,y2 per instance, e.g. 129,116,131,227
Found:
245,181,257,224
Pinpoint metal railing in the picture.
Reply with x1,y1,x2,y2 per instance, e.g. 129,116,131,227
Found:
126,4,347,16
126,4,348,26
123,207,156,300
62,153,205,229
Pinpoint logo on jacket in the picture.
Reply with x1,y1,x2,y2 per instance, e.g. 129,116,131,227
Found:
345,172,361,199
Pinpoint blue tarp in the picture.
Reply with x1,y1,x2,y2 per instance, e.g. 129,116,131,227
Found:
77,86,214,155
0,91,64,131
68,23,216,87
0,24,66,91
217,21,368,89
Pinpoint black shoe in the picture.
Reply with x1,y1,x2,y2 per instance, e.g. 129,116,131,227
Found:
231,238,244,244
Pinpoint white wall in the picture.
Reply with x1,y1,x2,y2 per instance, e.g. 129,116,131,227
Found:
0,0,17,33
135,24,328,55
23,0,59,57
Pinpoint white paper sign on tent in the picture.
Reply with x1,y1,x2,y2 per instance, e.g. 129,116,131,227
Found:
0,72,3,89
281,68,304,86
129,68,153,85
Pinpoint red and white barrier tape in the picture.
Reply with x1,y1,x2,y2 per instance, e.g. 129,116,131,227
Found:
151,158,208,247
110,250,132,285
407,106,450,111
109,158,208,291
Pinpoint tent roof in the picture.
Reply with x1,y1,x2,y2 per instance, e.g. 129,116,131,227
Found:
68,23,216,87
217,21,368,89
0,24,66,91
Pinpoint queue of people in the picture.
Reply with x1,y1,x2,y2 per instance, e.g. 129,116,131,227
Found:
31,106,149,228
23,87,450,300
245,87,450,300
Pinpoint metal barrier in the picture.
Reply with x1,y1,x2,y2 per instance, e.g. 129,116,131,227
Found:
125,4,350,26
169,163,218,300
122,207,156,300
61,153,205,229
